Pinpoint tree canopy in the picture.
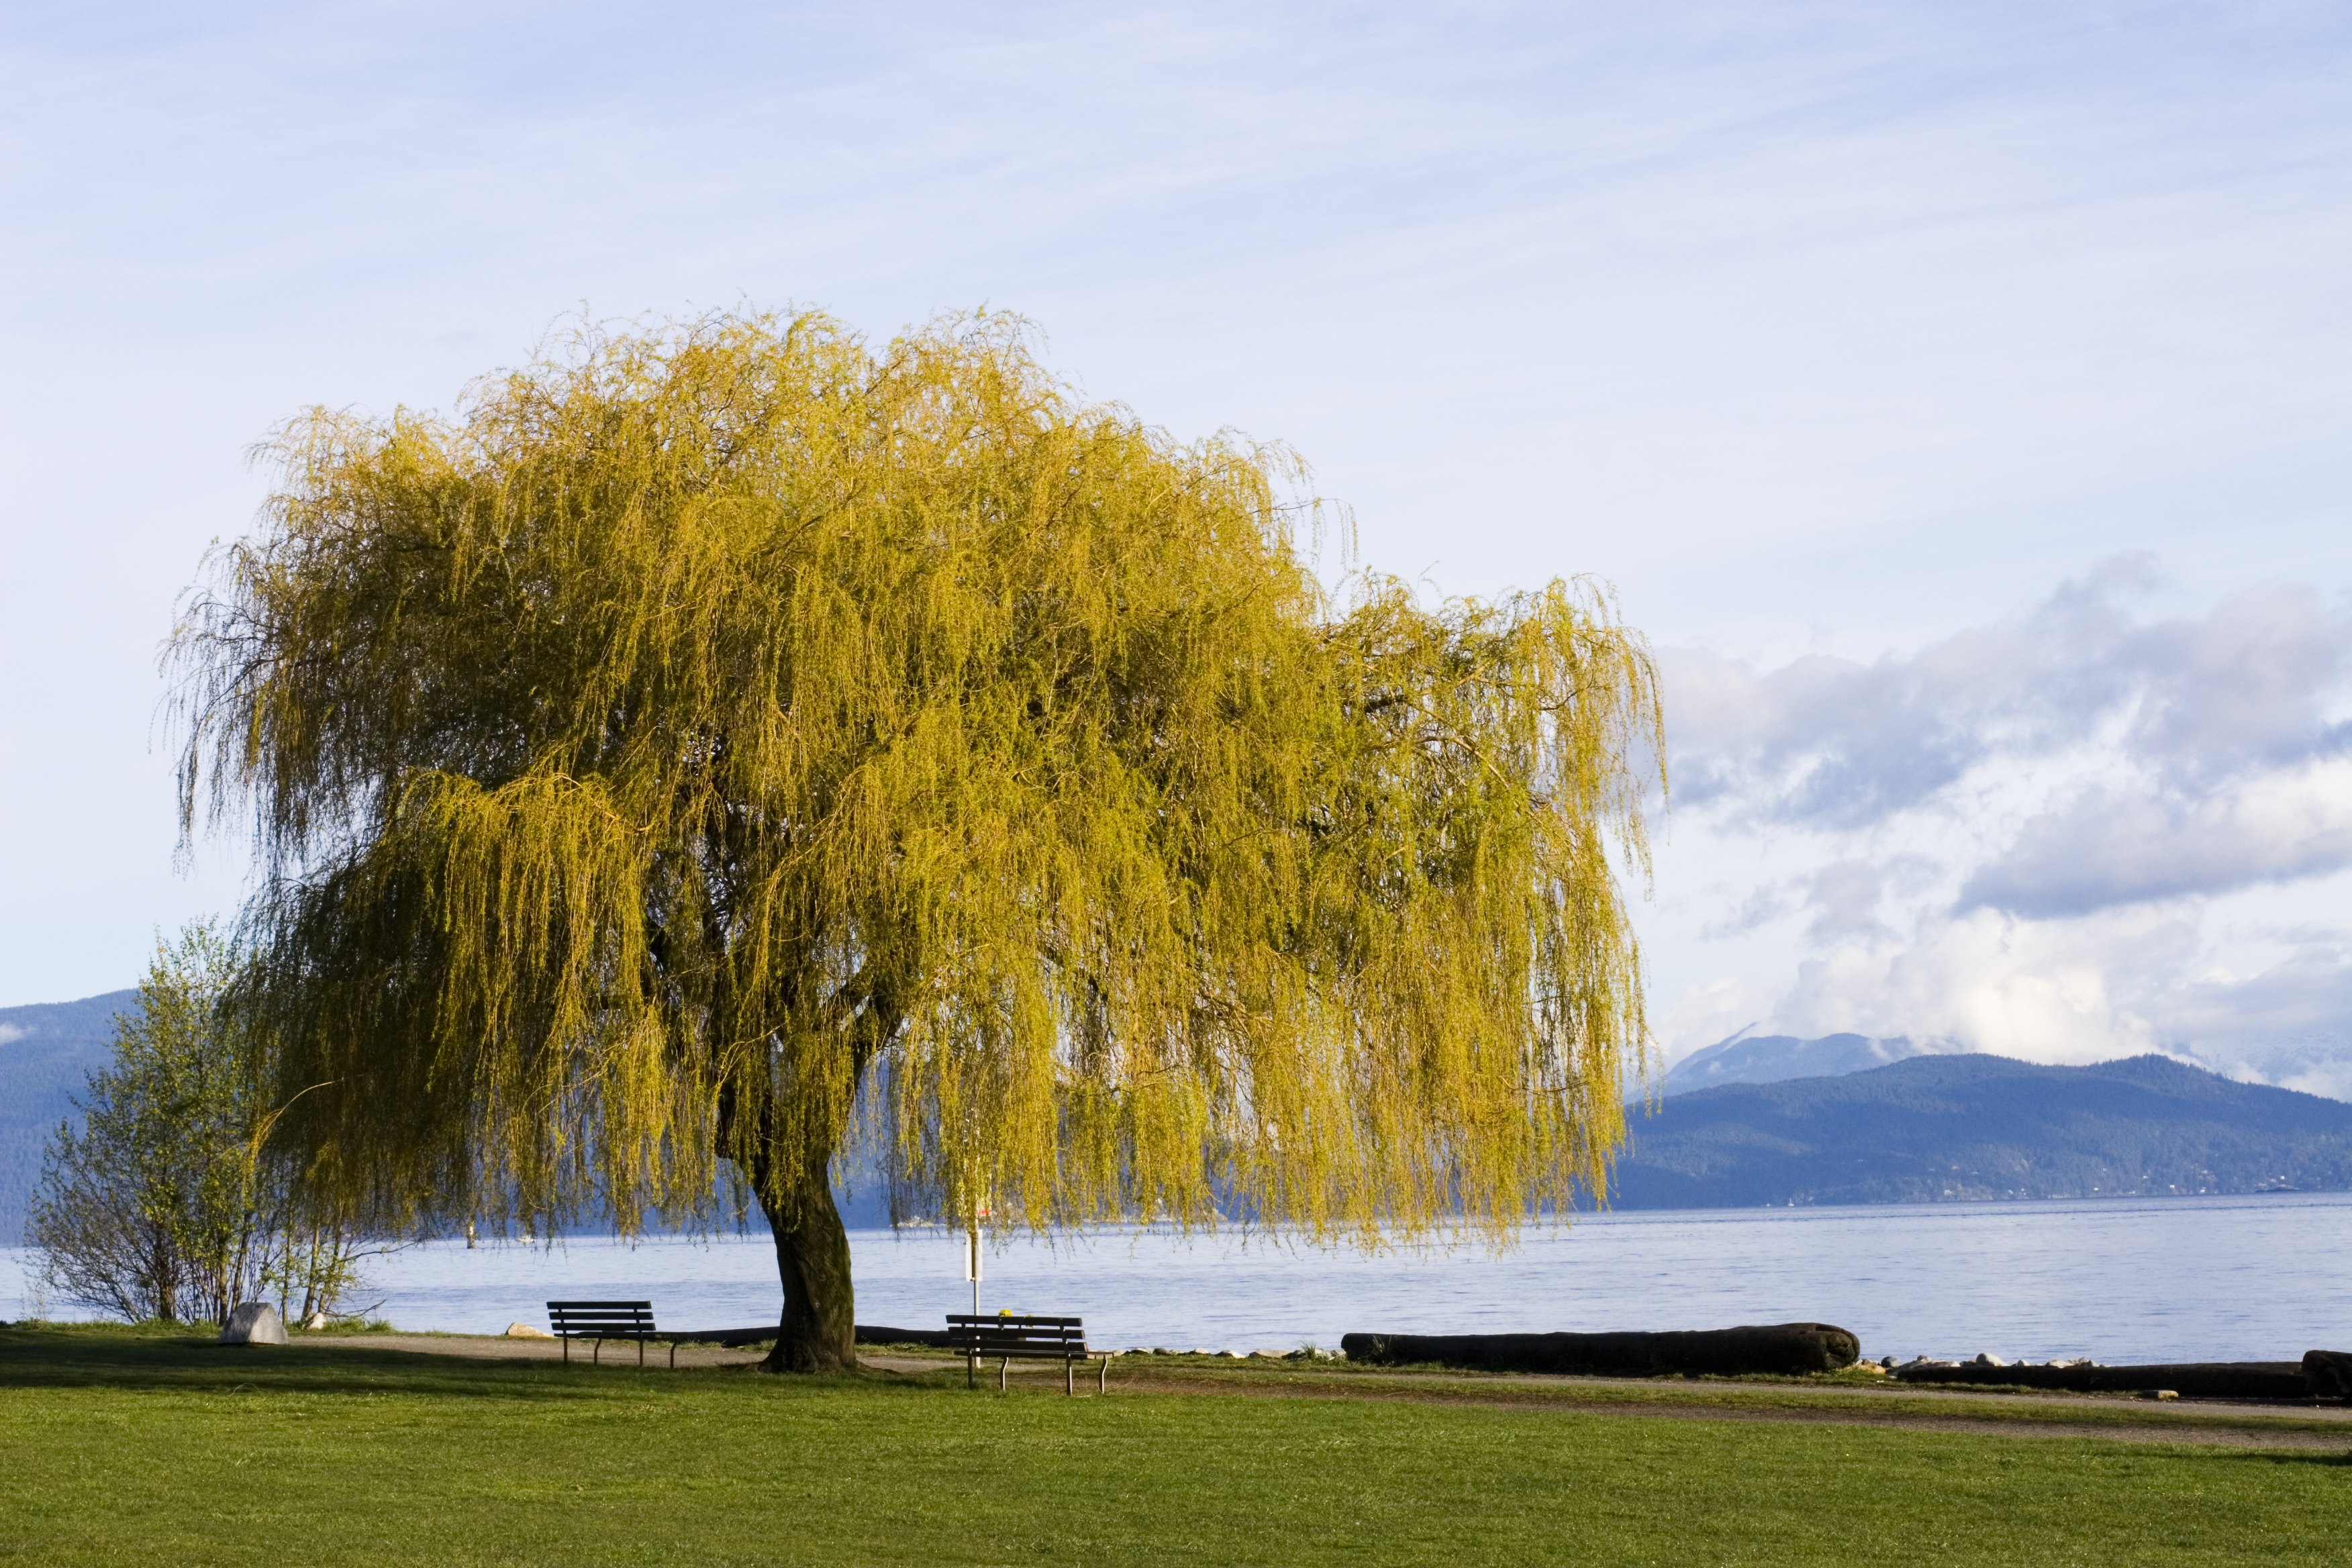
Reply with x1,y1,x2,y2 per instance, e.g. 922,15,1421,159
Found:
175,310,1663,1367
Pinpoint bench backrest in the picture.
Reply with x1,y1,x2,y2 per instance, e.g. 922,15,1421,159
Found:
548,1300,656,1338
945,1313,1087,1355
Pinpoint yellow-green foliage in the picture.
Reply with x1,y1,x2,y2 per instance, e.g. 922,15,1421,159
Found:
174,310,1663,1248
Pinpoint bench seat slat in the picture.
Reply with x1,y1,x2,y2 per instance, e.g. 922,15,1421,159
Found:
550,1317,655,1326
545,1297,658,1316
945,1335,1081,1354
956,1333,1085,1343
548,1316,654,1335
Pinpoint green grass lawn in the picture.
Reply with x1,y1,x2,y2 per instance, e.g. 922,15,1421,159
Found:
0,1326,2341,1566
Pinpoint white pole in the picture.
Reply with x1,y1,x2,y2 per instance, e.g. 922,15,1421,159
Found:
963,1219,983,1388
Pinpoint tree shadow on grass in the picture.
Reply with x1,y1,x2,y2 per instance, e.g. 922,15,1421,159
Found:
2211,1444,2352,1469
0,1326,724,1403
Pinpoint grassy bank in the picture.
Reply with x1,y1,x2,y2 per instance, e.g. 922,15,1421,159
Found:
0,1326,2342,1566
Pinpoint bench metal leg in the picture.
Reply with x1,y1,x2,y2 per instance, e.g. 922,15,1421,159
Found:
1065,1357,1074,1396
1099,1357,1108,1395
999,1356,1008,1392
669,1341,677,1370
593,1338,602,1365
638,1338,645,1368
967,1351,975,1389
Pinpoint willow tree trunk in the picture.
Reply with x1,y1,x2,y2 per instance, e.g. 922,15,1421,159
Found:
751,1141,858,1373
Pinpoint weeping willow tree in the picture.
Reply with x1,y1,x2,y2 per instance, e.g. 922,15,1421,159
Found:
173,309,1663,1371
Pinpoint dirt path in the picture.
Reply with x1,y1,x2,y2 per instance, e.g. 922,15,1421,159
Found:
306,1334,2352,1450
317,1331,773,1369
1088,1369,2352,1450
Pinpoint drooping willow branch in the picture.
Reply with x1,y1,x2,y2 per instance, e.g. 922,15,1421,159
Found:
173,307,1665,1248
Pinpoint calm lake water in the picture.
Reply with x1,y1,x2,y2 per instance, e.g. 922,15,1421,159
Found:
6,1192,2346,1365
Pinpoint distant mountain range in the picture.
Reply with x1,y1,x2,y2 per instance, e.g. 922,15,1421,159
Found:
1659,1031,1955,1096
0,991,138,1239
9,995,2351,1233
1614,1052,2352,1208
0,988,899,1239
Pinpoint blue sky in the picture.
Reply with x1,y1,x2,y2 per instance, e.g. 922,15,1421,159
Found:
4,3,2349,1087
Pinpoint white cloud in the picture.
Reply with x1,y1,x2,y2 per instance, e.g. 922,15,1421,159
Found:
2165,942,2352,1061
1655,977,1779,1070
1671,568,2352,827
7,4,2352,1008
1961,757,2352,916
1653,565,2352,1089
1707,903,2352,1099
1699,883,1796,940
1662,559,2165,826
1763,909,2169,1064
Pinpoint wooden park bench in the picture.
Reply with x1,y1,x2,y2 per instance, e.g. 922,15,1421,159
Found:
945,1313,1111,1394
545,1300,771,1368
548,1300,664,1365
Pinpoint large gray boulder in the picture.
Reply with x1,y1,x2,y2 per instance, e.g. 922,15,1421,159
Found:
218,1302,289,1346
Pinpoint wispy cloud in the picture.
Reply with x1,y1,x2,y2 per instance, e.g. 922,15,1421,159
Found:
1665,560,2161,826
1961,758,2352,916
1655,562,2352,1084
5,4,2352,1010
1669,562,2352,869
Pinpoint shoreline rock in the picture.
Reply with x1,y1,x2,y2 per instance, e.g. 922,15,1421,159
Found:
218,1303,288,1346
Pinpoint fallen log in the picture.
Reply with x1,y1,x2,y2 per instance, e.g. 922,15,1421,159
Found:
1339,1323,1860,1377
2301,1350,2351,1401
1894,1361,2309,1400
854,1324,956,1349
